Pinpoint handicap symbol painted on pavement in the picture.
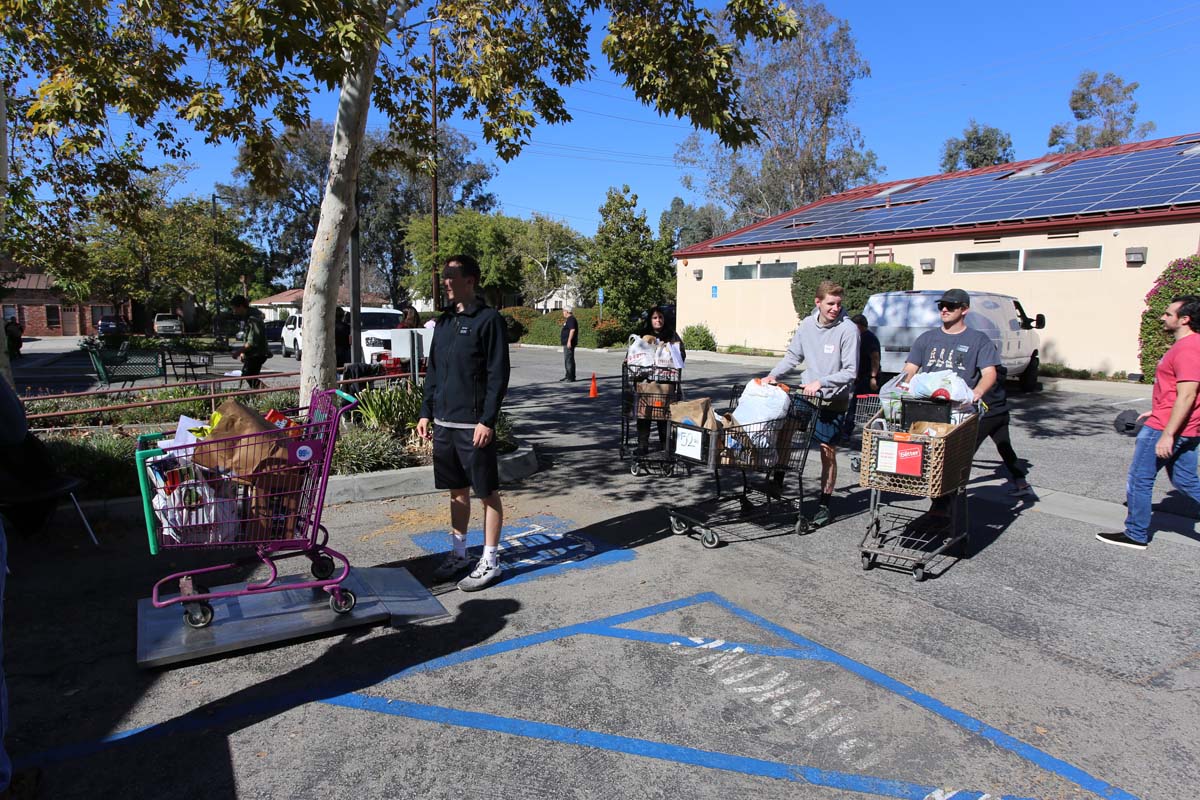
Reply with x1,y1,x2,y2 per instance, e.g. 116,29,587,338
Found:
412,515,634,586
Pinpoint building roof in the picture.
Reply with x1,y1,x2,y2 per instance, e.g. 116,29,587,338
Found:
677,133,1200,257
252,288,391,307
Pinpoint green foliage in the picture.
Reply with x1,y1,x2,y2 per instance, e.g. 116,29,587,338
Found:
1048,71,1156,153
675,0,879,227
403,210,525,306
42,431,140,499
23,386,300,428
519,308,633,348
332,426,410,475
941,120,1015,172
578,186,674,322
1139,255,1200,381
659,197,730,250
682,324,717,352
790,262,914,319
352,381,424,436
498,306,539,342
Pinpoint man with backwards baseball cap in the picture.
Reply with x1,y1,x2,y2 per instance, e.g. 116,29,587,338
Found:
900,288,1034,499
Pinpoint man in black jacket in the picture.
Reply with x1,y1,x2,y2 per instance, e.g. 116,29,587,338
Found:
417,255,511,591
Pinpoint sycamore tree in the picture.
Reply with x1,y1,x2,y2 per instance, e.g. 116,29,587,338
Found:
1048,71,1156,153
516,214,584,309
579,185,672,322
940,120,1015,173
403,209,524,306
5,0,798,402
676,0,879,226
659,196,729,250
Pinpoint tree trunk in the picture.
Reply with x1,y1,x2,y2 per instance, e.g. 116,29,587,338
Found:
299,41,383,405
0,77,14,390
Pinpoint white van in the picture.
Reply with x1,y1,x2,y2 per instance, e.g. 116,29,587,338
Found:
862,290,1045,390
281,307,407,361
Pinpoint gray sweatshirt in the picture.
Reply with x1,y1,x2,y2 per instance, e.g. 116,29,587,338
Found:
768,308,860,403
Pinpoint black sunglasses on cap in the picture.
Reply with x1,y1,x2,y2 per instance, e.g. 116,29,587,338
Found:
937,302,963,311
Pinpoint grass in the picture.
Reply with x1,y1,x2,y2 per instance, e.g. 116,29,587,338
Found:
1040,362,1131,382
721,345,782,357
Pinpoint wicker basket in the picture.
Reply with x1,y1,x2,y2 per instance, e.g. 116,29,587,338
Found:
859,415,979,497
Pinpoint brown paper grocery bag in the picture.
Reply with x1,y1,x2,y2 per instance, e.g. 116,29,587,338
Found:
670,398,715,430
192,399,289,480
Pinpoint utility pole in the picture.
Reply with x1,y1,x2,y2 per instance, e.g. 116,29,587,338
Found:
430,34,440,310
350,189,363,364
211,193,222,336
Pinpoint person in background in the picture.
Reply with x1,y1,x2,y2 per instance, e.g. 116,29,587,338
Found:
560,308,579,382
397,306,421,329
230,296,269,389
900,288,1033,500
417,255,511,591
635,306,686,454
844,313,881,438
3,319,21,360
334,308,352,367
764,280,858,527
1098,295,1200,550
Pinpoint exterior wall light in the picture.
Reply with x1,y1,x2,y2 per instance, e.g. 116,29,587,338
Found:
920,258,935,274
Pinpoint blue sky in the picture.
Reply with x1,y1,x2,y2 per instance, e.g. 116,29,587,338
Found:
171,0,1200,236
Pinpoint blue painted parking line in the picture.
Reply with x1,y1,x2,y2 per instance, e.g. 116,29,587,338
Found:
411,514,635,587
18,591,1143,800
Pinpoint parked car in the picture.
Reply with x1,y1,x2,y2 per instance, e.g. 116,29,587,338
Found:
97,315,129,335
282,308,408,362
153,313,183,336
263,319,284,342
862,290,1045,391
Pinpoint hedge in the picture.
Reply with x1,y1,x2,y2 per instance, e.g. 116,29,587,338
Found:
519,307,634,348
790,262,913,318
1139,254,1200,381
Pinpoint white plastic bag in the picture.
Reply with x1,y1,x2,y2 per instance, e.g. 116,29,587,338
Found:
731,379,791,428
667,342,685,369
878,374,910,423
150,467,241,545
625,335,656,367
908,370,973,404
653,341,676,368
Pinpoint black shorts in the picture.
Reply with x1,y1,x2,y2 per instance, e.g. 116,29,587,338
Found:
433,424,500,498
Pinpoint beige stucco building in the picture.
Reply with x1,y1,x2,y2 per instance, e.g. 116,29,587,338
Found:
675,134,1200,375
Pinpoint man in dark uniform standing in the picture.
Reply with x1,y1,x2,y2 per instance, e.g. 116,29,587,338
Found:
560,307,578,382
231,296,270,389
417,255,511,591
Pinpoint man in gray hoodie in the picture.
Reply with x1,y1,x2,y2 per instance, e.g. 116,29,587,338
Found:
764,280,859,526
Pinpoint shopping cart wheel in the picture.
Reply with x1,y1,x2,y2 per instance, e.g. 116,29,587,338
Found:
669,515,689,535
183,601,214,629
912,565,926,583
311,554,336,580
700,529,720,549
860,552,874,571
794,517,810,536
850,455,861,472
329,588,357,614
630,462,642,477
663,463,676,478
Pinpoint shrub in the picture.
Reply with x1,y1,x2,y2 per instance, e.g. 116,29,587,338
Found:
42,431,141,499
332,425,410,474
1140,255,1200,382
498,306,539,342
353,381,423,435
520,307,633,348
790,262,913,319
682,324,717,351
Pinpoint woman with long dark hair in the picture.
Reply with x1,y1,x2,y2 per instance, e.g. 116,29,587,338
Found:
635,306,686,454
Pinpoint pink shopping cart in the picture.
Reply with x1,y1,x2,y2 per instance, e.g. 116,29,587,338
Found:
135,389,358,628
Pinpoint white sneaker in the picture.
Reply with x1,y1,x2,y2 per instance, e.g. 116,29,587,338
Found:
432,552,473,580
457,558,504,592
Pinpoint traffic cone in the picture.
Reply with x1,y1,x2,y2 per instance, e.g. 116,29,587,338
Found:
589,373,598,398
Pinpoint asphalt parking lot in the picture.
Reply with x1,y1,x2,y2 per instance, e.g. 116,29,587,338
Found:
7,345,1197,799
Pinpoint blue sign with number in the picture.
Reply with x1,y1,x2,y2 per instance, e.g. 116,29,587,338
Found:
598,287,605,304
711,285,718,298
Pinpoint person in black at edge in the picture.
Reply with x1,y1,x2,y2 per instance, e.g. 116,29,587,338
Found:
844,313,881,437
334,307,352,367
560,307,578,382
635,305,686,454
417,255,511,592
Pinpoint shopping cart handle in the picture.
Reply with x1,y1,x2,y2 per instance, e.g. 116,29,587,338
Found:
335,389,358,404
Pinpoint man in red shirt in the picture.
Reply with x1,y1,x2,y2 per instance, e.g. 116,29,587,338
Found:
1098,295,1200,549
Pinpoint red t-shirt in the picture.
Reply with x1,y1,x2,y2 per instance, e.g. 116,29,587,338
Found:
1148,333,1200,436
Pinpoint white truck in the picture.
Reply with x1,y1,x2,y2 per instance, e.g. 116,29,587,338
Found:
281,308,410,362
862,290,1045,391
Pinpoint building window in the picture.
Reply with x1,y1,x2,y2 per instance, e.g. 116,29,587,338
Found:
954,251,1020,273
553,300,563,309
2,305,18,323
45,305,61,327
724,264,757,280
91,305,116,326
838,248,894,266
1023,245,1102,272
759,262,797,279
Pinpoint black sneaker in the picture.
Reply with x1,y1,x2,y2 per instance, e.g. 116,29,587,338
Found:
1096,532,1148,550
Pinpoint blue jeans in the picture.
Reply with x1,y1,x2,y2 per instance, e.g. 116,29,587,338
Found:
1124,424,1200,543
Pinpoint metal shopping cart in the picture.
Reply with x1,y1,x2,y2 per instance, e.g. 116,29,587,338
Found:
858,400,978,581
847,393,882,473
620,362,684,476
667,387,824,548
135,389,358,628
